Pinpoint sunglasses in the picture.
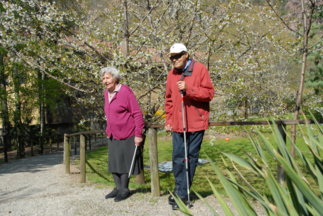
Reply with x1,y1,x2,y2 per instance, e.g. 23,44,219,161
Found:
169,52,185,61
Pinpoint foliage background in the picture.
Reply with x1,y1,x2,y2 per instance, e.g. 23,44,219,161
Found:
0,0,322,150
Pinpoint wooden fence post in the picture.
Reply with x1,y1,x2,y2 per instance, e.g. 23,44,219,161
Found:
149,128,160,196
277,122,287,184
80,134,86,183
64,134,70,174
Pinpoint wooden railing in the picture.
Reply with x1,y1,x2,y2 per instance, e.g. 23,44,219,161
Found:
64,131,103,182
64,119,322,196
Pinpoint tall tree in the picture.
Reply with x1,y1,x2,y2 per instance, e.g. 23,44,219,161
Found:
0,48,10,162
11,63,25,158
266,0,321,153
0,0,96,156
291,0,320,153
2,0,318,150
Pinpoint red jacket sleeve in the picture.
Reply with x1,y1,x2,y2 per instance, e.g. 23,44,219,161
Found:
165,73,173,126
185,65,214,102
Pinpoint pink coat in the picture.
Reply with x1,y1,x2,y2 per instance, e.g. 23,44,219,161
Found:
165,60,214,132
104,85,144,140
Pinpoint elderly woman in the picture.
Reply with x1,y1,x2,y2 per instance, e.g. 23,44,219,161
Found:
101,66,144,202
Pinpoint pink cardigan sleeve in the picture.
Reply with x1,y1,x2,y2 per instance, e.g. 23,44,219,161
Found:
127,89,145,137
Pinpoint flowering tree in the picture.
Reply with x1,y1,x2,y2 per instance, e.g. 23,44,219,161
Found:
89,0,297,122
0,0,103,157
1,0,318,159
265,0,322,152
193,0,297,119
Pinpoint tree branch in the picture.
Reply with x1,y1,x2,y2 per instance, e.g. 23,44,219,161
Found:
128,2,160,36
265,0,302,37
63,28,108,64
11,48,93,93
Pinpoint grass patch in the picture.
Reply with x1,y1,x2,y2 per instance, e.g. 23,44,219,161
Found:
83,125,316,197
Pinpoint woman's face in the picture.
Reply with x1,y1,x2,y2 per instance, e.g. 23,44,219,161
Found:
102,72,118,92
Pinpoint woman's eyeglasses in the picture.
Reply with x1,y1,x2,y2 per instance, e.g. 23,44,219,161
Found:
169,52,185,61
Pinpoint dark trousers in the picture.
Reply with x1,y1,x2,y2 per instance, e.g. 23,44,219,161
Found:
172,130,204,198
112,173,129,193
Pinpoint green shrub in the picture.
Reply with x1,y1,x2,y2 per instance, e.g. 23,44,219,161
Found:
178,118,323,215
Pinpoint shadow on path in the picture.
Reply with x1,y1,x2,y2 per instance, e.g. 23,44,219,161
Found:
0,152,63,175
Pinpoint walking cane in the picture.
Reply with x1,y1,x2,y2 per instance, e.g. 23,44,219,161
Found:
180,91,191,206
128,145,138,178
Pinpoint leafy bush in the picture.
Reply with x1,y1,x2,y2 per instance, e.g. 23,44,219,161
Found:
177,118,323,215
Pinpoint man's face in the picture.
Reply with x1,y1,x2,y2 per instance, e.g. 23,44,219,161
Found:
170,52,188,70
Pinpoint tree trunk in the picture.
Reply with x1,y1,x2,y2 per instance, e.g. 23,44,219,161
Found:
38,71,45,154
121,0,130,57
244,98,248,119
291,0,312,156
121,1,145,183
0,48,10,162
12,64,25,158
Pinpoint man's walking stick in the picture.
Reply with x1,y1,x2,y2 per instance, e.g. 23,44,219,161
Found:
180,91,191,206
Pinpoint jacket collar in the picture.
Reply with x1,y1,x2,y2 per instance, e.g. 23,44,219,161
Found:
174,59,195,77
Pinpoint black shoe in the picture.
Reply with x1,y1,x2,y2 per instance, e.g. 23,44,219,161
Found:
172,202,180,210
105,188,118,199
168,195,176,205
114,189,130,202
168,191,184,205
170,196,192,210
169,194,191,205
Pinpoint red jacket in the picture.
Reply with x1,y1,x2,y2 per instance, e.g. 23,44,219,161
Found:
165,60,214,132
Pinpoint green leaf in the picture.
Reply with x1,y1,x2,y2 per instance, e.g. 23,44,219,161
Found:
0,2,5,12
194,184,221,216
223,153,260,174
169,192,192,216
263,172,290,215
310,112,323,134
208,158,257,216
275,153,323,213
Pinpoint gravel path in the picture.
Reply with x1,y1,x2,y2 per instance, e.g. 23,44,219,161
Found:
0,152,264,216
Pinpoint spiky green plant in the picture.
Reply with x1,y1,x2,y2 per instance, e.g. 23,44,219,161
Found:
177,118,323,215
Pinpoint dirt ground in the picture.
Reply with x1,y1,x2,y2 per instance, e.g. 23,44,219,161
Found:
0,152,231,216
0,143,266,216
0,132,267,216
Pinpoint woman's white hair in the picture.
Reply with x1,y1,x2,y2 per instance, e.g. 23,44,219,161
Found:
100,66,121,83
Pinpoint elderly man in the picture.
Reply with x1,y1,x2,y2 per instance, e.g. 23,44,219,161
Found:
165,43,215,210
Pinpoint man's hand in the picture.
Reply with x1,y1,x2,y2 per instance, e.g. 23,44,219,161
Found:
176,81,187,91
134,136,143,146
165,124,172,132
